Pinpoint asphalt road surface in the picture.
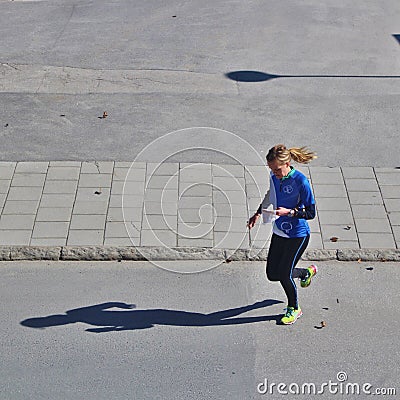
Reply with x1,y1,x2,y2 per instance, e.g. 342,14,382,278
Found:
1,260,399,399
1,0,400,165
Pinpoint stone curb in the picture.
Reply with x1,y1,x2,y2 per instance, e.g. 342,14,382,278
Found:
0,246,399,262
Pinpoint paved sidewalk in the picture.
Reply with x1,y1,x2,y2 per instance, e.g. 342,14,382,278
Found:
0,161,399,256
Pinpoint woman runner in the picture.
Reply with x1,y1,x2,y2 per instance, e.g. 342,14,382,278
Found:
248,144,318,325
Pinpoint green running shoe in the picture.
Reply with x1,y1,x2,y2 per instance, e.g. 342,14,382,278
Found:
281,307,303,325
300,264,318,288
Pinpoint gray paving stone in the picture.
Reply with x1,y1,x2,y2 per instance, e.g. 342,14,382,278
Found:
309,172,343,185
80,161,114,174
49,161,81,167
143,201,177,215
323,240,359,250
351,204,388,219
115,161,146,168
212,164,244,177
375,172,400,185
316,197,351,211
72,201,108,215
2,200,39,214
179,168,212,182
104,237,135,246
178,196,212,209
383,199,400,212
111,180,145,195
111,194,143,208
70,214,106,230
78,173,112,188
214,190,246,204
105,221,130,238
318,210,354,225
7,186,43,201
180,163,211,170
247,197,263,212
43,180,78,194
309,166,340,174
380,186,400,198
245,174,269,189
0,165,16,180
0,162,16,168
36,208,72,222
143,189,176,203
213,176,245,191
0,230,31,245
123,181,145,195
177,238,213,248
107,207,142,222
0,193,6,208
178,224,213,239
0,214,36,230
142,214,177,231
347,191,383,205
308,234,323,249
67,230,104,246
341,167,375,179
30,238,67,246
344,179,380,192
179,183,212,197
75,187,110,202
392,226,400,242
47,166,80,180
146,175,178,190
374,168,400,173
355,218,392,233
388,212,400,226
141,229,176,247
147,162,179,177
178,208,214,224
0,180,11,194
15,162,49,174
307,217,321,233
213,217,247,232
32,222,69,238
358,233,396,249
249,224,271,242
215,232,249,249
40,194,75,208
245,184,266,198
113,167,146,181
213,203,248,217
311,184,348,198
320,225,358,242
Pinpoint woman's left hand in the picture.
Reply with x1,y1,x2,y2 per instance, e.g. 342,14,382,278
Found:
275,207,291,216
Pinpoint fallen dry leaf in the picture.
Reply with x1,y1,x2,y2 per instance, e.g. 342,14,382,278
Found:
330,237,339,242
103,111,108,118
321,321,326,328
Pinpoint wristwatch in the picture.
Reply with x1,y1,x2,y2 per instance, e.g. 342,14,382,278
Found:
289,209,295,217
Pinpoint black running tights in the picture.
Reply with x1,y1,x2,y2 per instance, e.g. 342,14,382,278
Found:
266,234,310,309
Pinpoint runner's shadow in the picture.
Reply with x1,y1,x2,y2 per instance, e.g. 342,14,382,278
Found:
20,299,283,333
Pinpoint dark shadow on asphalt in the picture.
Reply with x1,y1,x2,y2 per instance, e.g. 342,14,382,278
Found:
225,70,400,82
393,34,400,45
20,300,283,333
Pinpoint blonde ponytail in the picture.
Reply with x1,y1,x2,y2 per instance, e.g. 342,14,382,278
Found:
288,147,317,164
267,144,317,165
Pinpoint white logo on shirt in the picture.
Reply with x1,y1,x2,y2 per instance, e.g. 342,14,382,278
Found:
280,222,293,234
283,185,293,194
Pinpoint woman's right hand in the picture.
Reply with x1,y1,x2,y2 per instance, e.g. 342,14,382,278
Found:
247,213,260,229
